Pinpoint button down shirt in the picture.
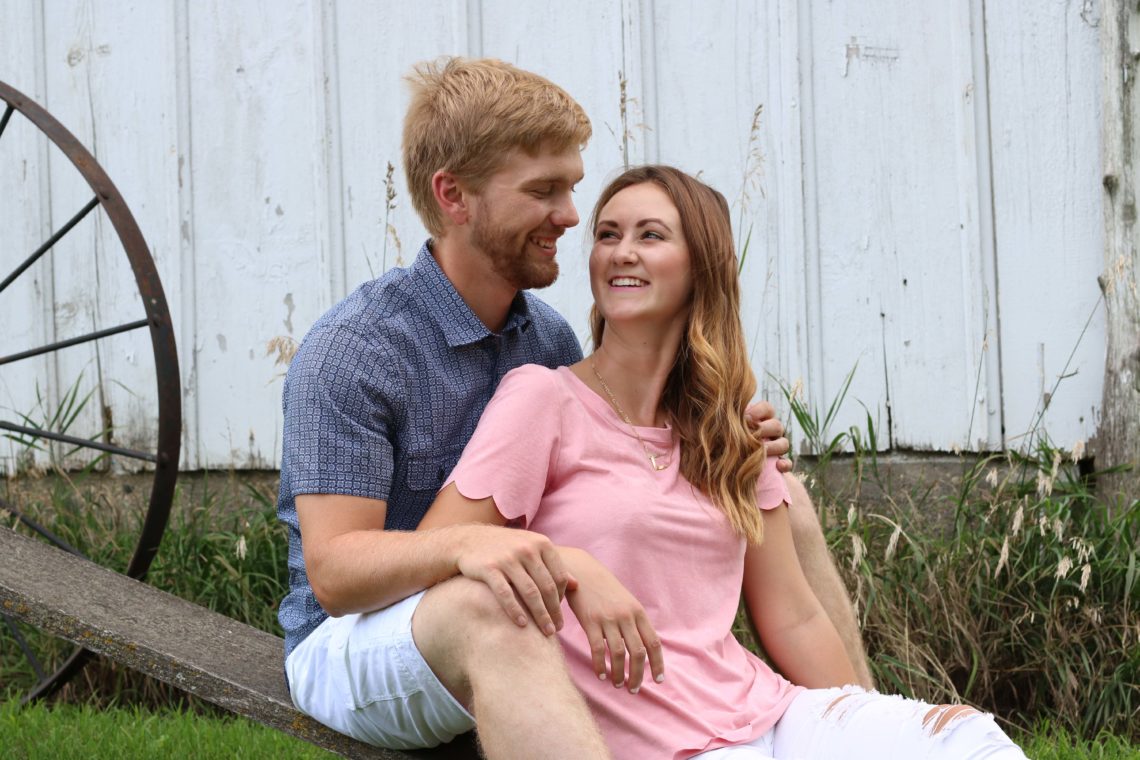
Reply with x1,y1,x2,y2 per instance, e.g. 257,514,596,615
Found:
277,242,583,656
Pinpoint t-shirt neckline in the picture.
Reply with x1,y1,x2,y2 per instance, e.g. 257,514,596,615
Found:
556,366,674,446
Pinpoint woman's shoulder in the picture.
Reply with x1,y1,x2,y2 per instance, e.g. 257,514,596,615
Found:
496,363,576,401
500,362,562,384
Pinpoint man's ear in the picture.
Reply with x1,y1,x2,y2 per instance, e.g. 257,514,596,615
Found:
431,170,470,226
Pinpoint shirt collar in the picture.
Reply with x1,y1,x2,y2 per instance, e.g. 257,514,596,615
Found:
411,241,532,347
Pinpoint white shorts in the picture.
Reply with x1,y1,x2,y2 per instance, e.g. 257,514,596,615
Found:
285,590,476,749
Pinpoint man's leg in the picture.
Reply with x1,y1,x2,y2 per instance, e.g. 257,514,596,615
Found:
414,576,610,759
784,473,875,688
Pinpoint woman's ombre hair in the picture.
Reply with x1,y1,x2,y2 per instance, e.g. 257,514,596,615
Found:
589,165,767,544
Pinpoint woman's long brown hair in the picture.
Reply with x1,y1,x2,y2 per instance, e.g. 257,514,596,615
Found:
589,165,767,544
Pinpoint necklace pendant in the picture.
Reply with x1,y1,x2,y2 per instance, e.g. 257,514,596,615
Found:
649,453,666,471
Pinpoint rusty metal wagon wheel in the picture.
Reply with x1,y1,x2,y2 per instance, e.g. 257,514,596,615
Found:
0,81,181,702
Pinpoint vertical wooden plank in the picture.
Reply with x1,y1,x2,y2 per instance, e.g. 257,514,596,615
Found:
803,0,999,451
765,0,813,420
185,0,326,468
986,0,1104,452
331,0,466,302
35,1,182,471
173,0,199,469
0,0,53,475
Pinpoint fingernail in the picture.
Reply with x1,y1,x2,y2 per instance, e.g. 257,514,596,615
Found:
630,687,639,695
598,673,607,680
655,674,665,683
544,624,555,635
517,616,527,626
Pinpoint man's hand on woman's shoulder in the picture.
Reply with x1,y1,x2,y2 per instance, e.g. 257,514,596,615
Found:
745,400,793,473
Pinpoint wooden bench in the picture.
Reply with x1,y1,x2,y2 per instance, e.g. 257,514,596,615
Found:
0,528,479,759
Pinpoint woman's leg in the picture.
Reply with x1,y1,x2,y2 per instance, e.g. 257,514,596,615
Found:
771,686,1027,759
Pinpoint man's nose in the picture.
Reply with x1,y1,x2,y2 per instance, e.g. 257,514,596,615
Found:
552,193,579,229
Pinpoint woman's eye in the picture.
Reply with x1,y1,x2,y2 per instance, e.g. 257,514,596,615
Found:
642,230,663,240
596,230,618,241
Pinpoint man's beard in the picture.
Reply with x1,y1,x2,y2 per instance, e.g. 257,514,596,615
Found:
471,213,559,290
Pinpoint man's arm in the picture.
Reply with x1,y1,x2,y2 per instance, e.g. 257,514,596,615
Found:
298,492,571,635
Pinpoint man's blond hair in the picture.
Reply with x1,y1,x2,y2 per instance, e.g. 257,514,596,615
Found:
402,57,591,236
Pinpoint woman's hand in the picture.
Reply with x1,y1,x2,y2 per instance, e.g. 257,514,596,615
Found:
561,547,665,694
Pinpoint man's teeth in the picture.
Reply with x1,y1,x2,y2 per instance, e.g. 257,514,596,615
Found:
530,237,556,250
611,277,646,287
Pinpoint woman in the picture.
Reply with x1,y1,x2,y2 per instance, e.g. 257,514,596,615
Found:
419,166,1025,759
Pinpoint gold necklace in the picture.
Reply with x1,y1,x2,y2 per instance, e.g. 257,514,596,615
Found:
590,360,672,472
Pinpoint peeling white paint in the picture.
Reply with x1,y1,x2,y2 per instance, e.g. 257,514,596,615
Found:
0,0,1104,471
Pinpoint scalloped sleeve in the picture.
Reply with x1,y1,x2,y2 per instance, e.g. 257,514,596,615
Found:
443,364,561,526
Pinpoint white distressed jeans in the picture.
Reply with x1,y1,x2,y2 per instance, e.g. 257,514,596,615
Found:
694,686,1028,759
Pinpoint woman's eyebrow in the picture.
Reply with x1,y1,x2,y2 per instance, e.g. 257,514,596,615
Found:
635,218,672,232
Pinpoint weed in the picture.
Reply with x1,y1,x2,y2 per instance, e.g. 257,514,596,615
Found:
2,373,108,475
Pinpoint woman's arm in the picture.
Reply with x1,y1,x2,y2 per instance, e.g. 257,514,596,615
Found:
417,483,571,634
420,486,665,692
743,505,857,688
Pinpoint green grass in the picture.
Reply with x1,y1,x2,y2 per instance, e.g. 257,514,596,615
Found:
1016,724,1140,759
1,701,1136,759
0,700,332,759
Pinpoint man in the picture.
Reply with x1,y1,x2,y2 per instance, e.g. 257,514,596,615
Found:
277,57,870,757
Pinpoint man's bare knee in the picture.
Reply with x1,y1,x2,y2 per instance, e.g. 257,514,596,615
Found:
417,579,558,671
415,576,538,654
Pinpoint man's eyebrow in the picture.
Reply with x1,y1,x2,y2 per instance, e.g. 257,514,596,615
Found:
526,173,583,185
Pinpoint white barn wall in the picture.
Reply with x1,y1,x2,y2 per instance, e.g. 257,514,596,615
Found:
0,0,1105,472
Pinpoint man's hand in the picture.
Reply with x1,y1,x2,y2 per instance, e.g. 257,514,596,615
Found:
561,547,664,694
453,524,575,636
746,400,793,473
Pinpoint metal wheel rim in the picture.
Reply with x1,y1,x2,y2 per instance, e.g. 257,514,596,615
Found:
0,79,182,701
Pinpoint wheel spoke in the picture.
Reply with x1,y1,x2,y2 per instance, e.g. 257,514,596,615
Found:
0,420,156,462
2,613,47,681
0,196,99,295
0,318,149,367
0,103,13,141
0,497,85,557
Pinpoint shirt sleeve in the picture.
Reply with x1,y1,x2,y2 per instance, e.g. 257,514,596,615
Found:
282,325,402,501
444,365,561,527
756,456,791,511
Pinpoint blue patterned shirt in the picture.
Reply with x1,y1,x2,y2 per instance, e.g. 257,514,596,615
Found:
277,242,584,656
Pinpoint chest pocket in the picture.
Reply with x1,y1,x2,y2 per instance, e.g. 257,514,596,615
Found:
405,451,462,493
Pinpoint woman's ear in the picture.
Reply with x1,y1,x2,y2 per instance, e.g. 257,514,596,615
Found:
431,170,470,226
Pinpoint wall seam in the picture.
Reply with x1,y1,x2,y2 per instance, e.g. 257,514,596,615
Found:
174,0,199,468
